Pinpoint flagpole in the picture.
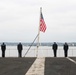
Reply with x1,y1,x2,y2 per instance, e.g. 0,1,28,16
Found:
36,7,42,57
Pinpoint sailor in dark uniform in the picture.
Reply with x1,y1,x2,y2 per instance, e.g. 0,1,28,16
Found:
17,43,23,57
1,42,6,57
63,42,69,57
52,42,58,57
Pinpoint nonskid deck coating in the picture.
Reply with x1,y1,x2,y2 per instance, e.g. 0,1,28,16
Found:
0,57,36,75
0,57,76,75
45,57,76,75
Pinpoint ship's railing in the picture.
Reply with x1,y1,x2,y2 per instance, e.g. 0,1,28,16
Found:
0,46,76,57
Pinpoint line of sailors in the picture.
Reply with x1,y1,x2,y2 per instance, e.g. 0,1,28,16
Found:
0,42,69,57
52,42,68,57
1,42,23,58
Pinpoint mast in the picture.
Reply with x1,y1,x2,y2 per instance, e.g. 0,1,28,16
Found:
36,7,42,57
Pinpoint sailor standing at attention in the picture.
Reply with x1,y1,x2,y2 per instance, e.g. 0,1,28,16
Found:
1,42,6,57
63,42,69,57
17,43,23,57
52,42,58,57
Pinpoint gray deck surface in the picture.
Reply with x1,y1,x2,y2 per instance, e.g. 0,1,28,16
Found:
70,57,76,61
45,57,76,75
0,57,76,75
0,57,36,75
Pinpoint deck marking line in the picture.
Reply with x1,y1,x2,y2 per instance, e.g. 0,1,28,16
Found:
66,57,76,64
25,57,45,75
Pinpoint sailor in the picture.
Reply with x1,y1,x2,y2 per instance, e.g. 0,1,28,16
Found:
1,42,6,57
52,42,58,57
17,43,23,57
63,42,69,57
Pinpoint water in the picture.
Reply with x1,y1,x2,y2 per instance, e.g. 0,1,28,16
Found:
0,46,76,57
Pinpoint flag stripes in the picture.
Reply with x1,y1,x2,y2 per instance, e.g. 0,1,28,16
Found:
40,12,46,32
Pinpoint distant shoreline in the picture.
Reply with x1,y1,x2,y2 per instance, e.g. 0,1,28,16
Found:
0,42,76,46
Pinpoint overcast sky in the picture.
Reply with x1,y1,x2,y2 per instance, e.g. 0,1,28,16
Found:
0,0,76,43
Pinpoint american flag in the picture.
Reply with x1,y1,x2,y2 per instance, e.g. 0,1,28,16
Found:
40,12,46,32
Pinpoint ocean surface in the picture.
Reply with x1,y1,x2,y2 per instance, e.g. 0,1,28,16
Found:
0,46,76,57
